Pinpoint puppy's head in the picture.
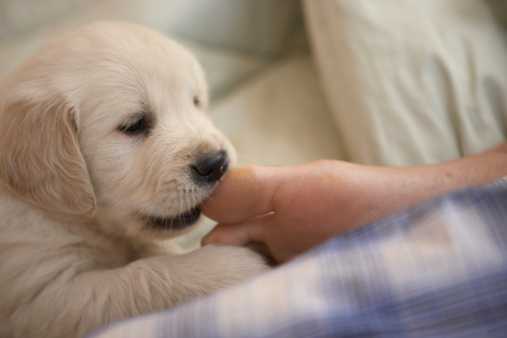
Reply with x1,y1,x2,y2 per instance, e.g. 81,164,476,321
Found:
0,22,236,238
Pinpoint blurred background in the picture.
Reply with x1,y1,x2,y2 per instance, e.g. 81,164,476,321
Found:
1,0,506,247
0,0,345,168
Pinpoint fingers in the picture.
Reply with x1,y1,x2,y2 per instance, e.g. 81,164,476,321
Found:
201,213,273,247
201,223,251,247
201,213,278,265
200,166,281,224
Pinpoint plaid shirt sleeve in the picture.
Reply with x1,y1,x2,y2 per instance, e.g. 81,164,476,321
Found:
90,178,507,338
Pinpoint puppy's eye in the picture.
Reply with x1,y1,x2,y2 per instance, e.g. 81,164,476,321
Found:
121,119,147,135
193,96,200,107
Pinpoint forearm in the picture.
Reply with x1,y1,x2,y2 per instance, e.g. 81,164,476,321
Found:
431,142,507,190
404,142,507,209
346,142,507,228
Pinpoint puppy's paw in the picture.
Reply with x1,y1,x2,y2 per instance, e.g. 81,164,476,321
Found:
184,244,269,291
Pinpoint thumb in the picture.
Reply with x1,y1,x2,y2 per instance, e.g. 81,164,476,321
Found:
200,166,280,224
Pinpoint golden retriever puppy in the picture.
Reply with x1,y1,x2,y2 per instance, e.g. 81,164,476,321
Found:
0,21,267,338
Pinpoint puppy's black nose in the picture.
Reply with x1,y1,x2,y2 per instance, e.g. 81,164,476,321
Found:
191,150,228,184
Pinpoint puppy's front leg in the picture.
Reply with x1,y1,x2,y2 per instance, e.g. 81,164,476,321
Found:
12,245,267,338
120,245,268,306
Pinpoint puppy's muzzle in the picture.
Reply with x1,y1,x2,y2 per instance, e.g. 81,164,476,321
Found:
191,150,228,184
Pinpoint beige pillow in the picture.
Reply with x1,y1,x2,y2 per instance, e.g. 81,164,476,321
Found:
304,0,507,166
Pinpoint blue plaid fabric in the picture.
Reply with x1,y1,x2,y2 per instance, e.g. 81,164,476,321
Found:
90,178,507,338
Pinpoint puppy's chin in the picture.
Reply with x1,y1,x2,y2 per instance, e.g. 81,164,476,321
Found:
92,205,203,240
142,207,202,232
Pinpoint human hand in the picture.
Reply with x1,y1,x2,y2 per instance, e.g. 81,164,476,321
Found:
200,161,427,264
201,143,507,264
202,162,357,265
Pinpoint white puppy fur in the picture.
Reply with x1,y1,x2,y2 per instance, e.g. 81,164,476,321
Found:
0,22,267,338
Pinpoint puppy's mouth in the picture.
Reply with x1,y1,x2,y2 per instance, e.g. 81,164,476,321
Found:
145,207,201,231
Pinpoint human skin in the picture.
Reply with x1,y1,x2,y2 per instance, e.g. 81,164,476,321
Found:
201,142,507,264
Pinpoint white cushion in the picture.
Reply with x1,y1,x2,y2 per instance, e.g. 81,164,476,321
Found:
210,55,345,166
304,0,507,166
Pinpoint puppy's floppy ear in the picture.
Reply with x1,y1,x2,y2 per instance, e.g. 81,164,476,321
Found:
0,98,96,216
